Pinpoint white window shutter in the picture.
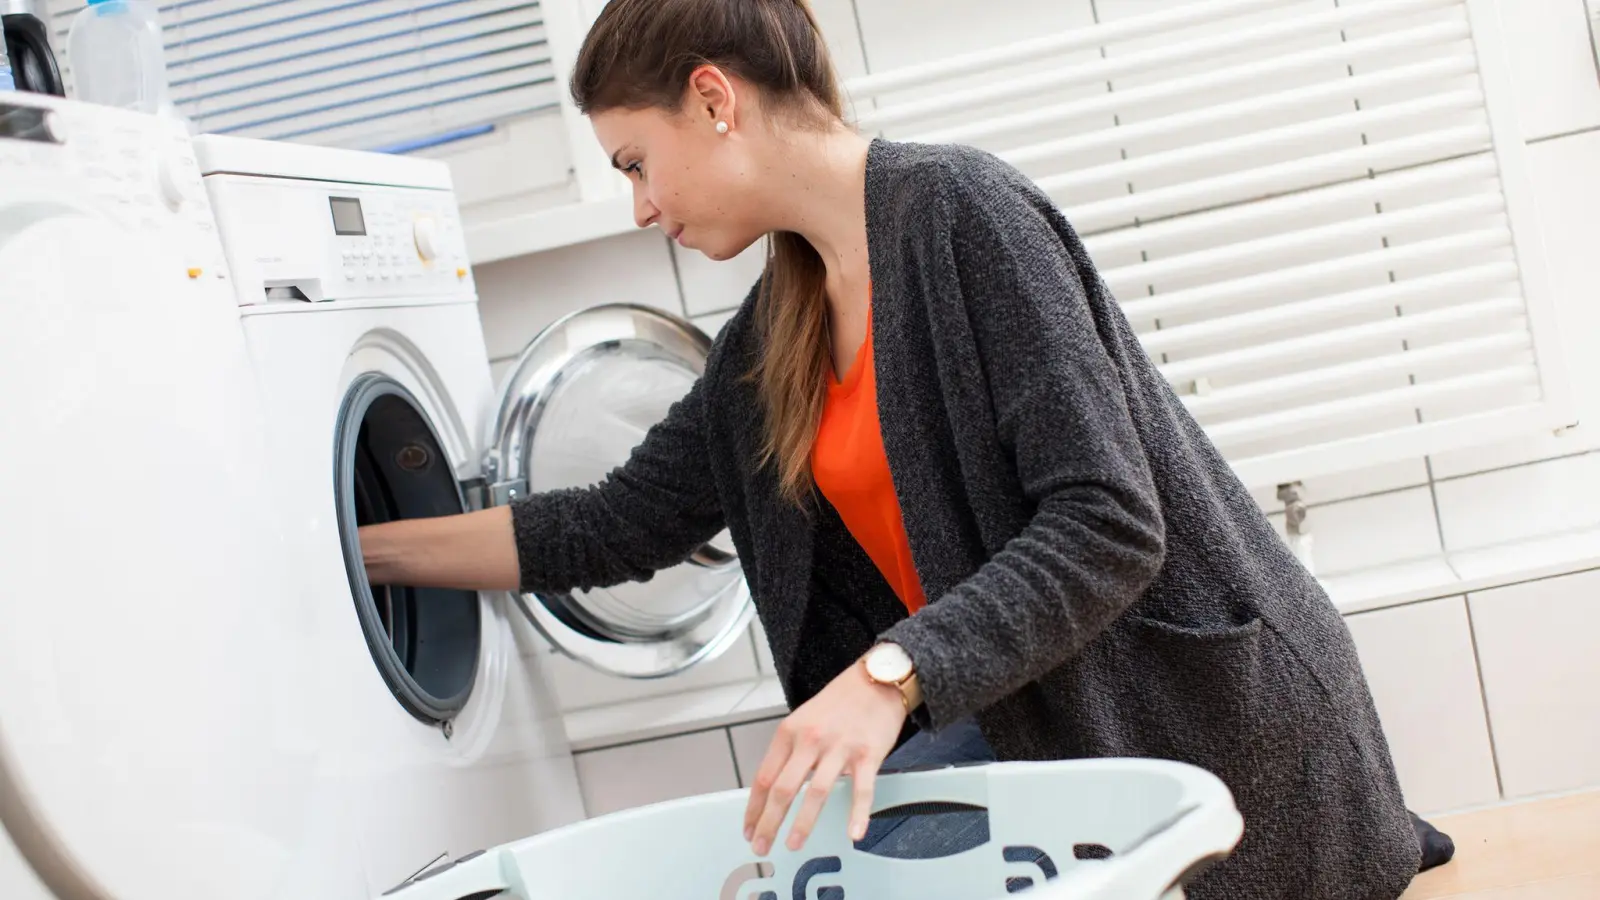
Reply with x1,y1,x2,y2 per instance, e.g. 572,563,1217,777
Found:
843,0,1575,490
46,0,560,153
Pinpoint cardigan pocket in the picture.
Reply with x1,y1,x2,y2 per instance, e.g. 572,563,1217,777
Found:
1110,611,1270,791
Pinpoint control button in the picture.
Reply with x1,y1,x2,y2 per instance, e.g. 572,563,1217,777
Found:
456,267,467,279
345,268,356,281
187,267,202,279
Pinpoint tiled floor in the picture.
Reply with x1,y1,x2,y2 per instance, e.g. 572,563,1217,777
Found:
1400,790,1600,899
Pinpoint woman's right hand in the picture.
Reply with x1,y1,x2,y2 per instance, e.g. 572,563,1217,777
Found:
358,506,522,592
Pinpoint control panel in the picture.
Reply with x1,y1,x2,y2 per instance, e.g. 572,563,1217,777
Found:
0,94,232,285
199,158,476,307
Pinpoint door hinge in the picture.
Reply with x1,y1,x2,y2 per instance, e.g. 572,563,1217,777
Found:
461,477,528,512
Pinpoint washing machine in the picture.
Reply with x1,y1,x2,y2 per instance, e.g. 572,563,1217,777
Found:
0,96,366,899
193,134,755,896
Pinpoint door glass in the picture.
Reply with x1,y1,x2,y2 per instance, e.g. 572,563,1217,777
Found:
527,343,736,637
490,305,751,678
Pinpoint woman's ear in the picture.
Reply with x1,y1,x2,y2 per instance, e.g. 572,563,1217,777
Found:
687,63,738,132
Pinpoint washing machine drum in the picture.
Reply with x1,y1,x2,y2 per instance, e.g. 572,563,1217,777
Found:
487,304,753,678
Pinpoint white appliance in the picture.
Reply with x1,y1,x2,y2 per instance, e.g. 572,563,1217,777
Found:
193,134,753,896
0,96,362,899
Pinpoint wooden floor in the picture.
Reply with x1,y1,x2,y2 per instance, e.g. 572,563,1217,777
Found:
1400,790,1600,899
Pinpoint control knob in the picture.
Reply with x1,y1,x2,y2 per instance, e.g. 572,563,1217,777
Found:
156,152,199,212
413,216,440,261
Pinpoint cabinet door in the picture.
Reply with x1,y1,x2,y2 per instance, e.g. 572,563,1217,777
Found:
574,730,741,817
1469,569,1600,798
1344,597,1502,813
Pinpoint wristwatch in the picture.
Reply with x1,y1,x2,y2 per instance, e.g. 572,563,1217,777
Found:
862,642,923,713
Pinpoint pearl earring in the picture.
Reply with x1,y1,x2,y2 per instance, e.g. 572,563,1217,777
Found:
715,120,729,134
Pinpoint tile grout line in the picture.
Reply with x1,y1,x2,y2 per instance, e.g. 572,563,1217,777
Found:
848,0,873,78
1425,455,1451,554
1527,122,1600,145
1261,447,1600,520
1432,447,1599,486
1462,595,1509,800
726,726,746,789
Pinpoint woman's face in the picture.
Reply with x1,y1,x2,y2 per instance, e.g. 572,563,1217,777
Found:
590,74,770,262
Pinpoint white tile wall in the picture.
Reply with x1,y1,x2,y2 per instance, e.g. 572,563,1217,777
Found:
692,309,739,342
748,617,777,676
807,0,871,82
674,240,765,318
728,718,785,787
1497,0,1600,141
474,228,682,363
1433,452,1600,551
1248,459,1433,517
1268,486,1443,576
573,729,741,816
1344,597,1501,814
1467,569,1600,798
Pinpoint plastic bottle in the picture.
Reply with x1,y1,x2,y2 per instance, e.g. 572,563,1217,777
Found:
66,0,171,114
0,37,14,91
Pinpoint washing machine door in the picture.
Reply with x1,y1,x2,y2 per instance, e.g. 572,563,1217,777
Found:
0,162,322,895
482,303,753,679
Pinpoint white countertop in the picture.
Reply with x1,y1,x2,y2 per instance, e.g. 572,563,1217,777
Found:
562,524,1600,752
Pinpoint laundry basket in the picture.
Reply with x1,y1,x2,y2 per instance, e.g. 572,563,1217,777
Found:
378,757,1244,900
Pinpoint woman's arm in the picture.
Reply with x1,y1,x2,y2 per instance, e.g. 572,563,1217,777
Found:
361,507,520,591
879,157,1167,732
358,373,727,594
508,374,727,594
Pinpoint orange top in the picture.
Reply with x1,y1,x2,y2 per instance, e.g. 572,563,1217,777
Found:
811,303,927,614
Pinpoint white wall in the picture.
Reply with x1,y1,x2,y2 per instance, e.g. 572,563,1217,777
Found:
473,0,1600,817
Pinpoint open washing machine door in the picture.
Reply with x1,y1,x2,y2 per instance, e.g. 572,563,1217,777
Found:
481,303,754,679
0,96,334,900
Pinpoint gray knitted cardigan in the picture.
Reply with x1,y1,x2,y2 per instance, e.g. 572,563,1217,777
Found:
510,138,1422,899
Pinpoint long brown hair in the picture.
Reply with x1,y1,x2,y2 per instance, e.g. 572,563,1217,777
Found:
570,0,846,507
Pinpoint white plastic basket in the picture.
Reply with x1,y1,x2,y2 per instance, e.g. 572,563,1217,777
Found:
378,757,1244,900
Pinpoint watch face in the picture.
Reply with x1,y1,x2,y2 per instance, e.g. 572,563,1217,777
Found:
866,643,913,682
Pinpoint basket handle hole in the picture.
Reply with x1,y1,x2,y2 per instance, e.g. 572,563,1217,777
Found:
852,802,989,860
1074,843,1115,861
1003,845,1060,893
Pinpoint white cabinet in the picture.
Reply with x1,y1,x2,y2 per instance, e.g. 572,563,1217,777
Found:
1469,569,1600,799
574,730,741,817
1344,596,1502,814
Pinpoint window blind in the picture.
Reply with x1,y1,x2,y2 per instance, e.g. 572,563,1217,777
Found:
47,0,558,153
843,0,1572,490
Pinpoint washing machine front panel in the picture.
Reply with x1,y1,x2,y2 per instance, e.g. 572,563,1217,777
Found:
0,97,336,900
486,304,755,679
236,301,586,897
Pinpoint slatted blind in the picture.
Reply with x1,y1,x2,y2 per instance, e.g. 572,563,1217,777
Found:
843,0,1572,490
47,0,559,153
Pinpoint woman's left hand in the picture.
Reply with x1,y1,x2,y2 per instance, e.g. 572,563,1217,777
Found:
743,659,909,856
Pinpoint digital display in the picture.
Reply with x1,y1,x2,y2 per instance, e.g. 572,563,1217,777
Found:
329,196,366,236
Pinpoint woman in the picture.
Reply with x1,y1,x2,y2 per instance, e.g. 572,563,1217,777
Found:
358,0,1456,895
